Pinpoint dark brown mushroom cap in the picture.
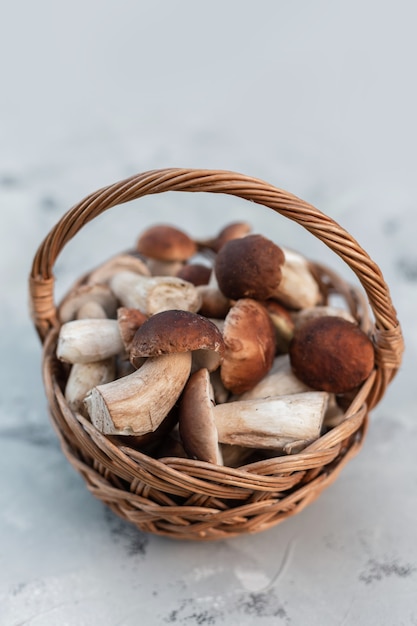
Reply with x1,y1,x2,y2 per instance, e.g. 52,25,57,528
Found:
179,368,221,464
176,263,212,286
136,224,197,261
289,316,375,394
214,234,285,301
220,298,276,394
129,309,225,370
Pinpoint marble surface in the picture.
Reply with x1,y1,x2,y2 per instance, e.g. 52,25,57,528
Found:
1,1,417,624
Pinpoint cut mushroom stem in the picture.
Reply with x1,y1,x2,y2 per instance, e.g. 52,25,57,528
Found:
109,271,201,315
85,352,192,435
57,319,124,364
65,358,116,415
213,392,329,450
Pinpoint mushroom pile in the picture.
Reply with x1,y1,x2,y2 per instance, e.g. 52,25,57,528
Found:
56,222,375,467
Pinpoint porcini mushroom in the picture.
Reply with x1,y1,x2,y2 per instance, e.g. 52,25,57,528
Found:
214,236,321,310
84,352,192,436
136,224,197,275
197,221,252,253
214,234,285,301
109,271,201,315
289,316,375,393
220,299,276,394
179,368,223,465
129,309,225,373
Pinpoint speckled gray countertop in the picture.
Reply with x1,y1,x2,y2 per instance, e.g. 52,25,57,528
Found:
1,1,417,625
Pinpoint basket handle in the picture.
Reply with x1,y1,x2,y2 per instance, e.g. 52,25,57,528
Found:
29,168,404,407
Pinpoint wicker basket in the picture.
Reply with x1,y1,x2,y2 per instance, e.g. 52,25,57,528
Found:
29,168,404,541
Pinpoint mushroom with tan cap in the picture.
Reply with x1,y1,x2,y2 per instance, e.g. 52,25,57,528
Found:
179,368,223,465
289,316,375,394
136,224,197,275
220,298,276,394
129,309,225,373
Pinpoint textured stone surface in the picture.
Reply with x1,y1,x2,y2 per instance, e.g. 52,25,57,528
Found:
1,1,417,624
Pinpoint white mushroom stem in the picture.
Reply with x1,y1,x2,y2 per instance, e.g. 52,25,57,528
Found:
65,358,116,415
234,355,312,401
84,352,192,435
109,271,201,315
274,248,322,310
213,392,329,450
146,258,185,277
57,319,124,363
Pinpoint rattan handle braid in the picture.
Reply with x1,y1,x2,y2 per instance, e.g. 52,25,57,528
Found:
29,168,404,406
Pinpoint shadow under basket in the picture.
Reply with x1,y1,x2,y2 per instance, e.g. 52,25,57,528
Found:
29,168,404,541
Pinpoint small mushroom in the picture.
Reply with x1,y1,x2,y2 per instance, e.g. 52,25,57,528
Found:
178,368,223,465
129,309,225,374
197,222,252,252
220,299,276,394
136,224,197,275
109,271,201,315
59,283,118,323
289,316,375,393
176,263,212,286
213,392,329,450
84,352,192,436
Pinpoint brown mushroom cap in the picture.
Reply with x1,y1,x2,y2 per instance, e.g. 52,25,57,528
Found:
116,307,148,353
129,309,225,371
289,316,375,394
214,234,285,301
136,224,197,261
220,298,276,394
176,263,212,286
179,368,222,464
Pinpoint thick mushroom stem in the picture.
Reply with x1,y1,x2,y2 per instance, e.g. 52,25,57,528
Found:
57,319,124,363
84,352,192,436
213,392,329,450
65,358,116,415
109,271,201,315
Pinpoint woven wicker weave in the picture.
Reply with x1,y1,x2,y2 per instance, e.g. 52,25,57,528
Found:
29,168,404,540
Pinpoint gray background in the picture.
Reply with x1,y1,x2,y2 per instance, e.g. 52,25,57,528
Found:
1,1,416,624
